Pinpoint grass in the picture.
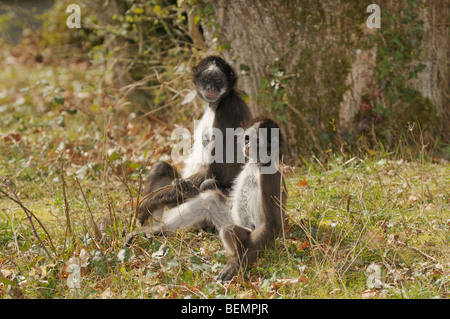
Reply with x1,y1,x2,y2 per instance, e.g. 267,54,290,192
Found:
0,40,449,299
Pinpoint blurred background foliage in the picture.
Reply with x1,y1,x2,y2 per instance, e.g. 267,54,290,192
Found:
0,0,448,163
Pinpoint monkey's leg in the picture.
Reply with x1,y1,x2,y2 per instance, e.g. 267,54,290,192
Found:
152,190,230,235
139,180,200,222
124,186,199,246
123,162,181,246
218,221,280,282
138,166,212,226
125,187,203,246
138,161,181,225
217,224,252,282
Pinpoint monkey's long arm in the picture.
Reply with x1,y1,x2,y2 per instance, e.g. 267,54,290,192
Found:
137,168,212,225
151,189,230,235
124,187,230,246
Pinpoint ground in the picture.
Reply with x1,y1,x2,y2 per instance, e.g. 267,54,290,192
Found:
0,39,448,299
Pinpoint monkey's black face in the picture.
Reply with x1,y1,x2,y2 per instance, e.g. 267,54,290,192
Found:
196,70,228,103
193,56,237,104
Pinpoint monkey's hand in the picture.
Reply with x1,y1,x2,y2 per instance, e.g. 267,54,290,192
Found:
217,256,239,282
199,178,218,191
171,179,198,196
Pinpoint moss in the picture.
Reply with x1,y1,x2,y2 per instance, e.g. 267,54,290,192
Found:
284,1,364,157
366,0,441,153
281,0,442,160
391,89,437,128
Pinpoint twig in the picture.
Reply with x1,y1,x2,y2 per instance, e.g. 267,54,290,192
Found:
0,176,56,259
108,160,134,211
131,152,154,230
396,240,437,263
276,160,291,259
106,196,118,238
75,177,101,240
346,195,352,213
60,159,72,236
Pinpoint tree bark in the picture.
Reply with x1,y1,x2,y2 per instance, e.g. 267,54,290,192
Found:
200,0,449,162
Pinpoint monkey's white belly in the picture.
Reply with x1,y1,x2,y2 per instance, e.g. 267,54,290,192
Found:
229,163,260,230
182,106,215,178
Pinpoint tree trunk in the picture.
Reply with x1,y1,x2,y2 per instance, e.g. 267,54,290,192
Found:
200,0,449,162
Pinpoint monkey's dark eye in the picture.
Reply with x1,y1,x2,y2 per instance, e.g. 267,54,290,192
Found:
245,135,249,143
215,79,224,87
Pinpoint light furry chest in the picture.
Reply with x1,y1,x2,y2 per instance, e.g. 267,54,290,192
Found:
230,164,261,229
182,107,215,178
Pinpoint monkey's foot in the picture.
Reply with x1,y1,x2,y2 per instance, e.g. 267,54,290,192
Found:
122,233,135,247
217,259,239,282
122,226,154,247
137,210,150,226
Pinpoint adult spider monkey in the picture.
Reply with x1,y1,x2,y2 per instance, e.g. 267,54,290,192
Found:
147,117,287,282
133,56,252,237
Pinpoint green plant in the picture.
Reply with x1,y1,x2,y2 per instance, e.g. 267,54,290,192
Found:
257,66,294,124
359,0,439,155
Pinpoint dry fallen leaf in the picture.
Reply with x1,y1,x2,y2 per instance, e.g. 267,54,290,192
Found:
152,242,168,259
408,195,418,203
3,133,21,142
101,287,114,299
361,229,384,249
298,275,309,283
181,90,197,105
297,179,308,187
361,288,377,299
298,241,310,251
1,268,13,278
